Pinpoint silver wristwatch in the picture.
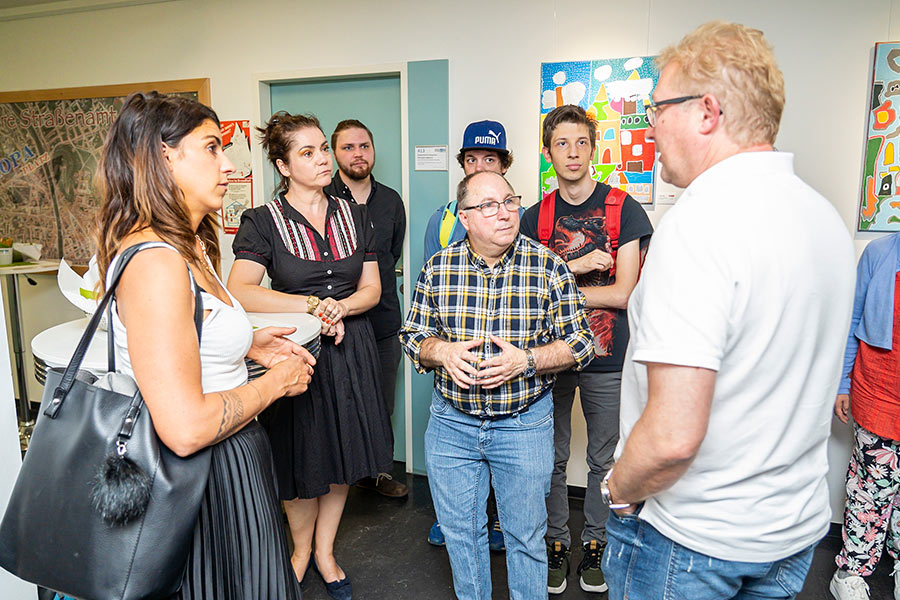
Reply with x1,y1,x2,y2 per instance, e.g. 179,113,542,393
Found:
601,468,632,510
522,348,536,378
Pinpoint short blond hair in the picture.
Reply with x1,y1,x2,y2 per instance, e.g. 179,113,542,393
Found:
657,21,785,146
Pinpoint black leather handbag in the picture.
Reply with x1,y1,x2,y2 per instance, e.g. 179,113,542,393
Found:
0,243,212,600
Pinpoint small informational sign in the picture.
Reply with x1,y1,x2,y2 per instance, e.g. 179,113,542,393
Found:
414,145,448,171
220,120,253,234
653,161,681,205
655,192,677,205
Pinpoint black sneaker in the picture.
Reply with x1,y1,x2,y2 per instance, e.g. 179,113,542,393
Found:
547,541,570,595
577,539,608,593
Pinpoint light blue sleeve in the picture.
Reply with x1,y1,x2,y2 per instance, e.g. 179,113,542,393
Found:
423,206,445,262
839,245,875,394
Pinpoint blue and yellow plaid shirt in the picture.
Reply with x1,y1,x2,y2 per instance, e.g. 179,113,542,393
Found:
400,234,593,417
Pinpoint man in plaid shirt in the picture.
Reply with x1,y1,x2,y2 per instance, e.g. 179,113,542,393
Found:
400,170,593,600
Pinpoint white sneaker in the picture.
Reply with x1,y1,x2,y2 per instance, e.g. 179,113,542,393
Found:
829,571,870,600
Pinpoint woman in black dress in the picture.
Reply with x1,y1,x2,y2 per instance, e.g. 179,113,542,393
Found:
227,112,393,599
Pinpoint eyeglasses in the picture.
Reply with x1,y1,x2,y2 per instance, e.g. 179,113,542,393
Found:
645,95,702,127
460,195,522,217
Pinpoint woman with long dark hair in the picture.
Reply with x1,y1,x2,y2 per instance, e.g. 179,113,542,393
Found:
227,111,393,600
95,92,313,599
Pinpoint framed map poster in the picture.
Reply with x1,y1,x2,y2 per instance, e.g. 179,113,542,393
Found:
540,57,658,204
0,79,210,264
859,42,900,231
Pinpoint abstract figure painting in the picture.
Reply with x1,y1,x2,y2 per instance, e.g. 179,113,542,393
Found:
860,42,900,231
540,57,658,204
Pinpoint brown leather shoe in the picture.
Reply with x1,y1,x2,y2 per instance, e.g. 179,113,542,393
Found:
357,473,409,498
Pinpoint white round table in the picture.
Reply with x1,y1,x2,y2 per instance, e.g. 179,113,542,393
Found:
31,312,321,385
30,317,106,385
1,260,60,429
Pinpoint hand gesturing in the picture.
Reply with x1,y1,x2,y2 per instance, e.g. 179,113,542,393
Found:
476,335,529,389
437,338,484,389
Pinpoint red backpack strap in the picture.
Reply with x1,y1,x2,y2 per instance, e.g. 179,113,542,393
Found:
605,187,626,253
537,190,557,247
605,187,627,275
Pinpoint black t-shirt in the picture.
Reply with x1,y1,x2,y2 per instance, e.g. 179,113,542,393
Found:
324,173,406,340
521,182,652,372
232,192,377,301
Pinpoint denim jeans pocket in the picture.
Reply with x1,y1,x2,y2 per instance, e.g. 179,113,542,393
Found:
610,501,644,522
431,391,450,416
606,506,641,547
513,393,553,428
774,544,815,596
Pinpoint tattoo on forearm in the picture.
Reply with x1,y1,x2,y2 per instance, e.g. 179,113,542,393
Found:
212,390,245,444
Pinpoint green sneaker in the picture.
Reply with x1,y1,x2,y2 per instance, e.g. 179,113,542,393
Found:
578,539,608,593
547,541,570,595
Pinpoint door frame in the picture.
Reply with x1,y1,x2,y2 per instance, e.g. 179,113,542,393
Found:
252,64,413,472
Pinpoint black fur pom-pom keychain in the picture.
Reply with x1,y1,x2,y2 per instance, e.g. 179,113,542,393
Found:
91,438,151,526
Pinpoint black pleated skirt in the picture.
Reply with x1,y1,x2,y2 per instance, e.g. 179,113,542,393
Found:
171,420,301,600
259,315,394,500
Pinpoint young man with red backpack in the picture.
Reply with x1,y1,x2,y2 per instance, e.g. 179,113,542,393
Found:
520,104,652,595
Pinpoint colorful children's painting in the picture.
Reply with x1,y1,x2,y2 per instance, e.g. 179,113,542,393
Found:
860,42,900,231
540,57,658,204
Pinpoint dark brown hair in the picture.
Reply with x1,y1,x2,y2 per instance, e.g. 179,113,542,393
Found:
455,148,514,171
331,119,374,151
541,104,597,149
257,111,323,195
95,91,221,291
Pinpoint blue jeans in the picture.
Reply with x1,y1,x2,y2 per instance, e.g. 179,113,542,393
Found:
425,389,554,600
602,509,815,600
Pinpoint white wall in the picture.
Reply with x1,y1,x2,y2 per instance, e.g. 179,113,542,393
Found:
0,293,37,598
2,0,897,522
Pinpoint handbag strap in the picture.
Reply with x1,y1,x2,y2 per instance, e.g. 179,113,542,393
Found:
45,242,204,419
106,243,204,372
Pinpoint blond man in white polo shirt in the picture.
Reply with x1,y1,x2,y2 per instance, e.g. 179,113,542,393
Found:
601,21,856,600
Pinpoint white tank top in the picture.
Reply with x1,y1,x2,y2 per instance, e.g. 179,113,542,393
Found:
107,242,252,394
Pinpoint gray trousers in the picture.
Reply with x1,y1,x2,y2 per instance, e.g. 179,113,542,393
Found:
546,370,621,547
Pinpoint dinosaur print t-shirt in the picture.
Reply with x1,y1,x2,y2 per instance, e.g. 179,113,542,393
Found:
521,182,652,372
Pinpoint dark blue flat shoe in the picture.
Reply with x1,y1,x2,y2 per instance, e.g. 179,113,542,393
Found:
300,558,314,588
293,554,314,588
312,556,352,600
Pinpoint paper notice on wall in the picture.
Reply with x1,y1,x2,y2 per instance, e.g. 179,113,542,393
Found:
220,120,253,234
222,181,253,233
653,161,682,205
414,145,448,171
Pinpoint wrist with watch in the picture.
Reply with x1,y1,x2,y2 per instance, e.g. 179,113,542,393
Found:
522,348,536,378
601,467,633,510
306,295,320,315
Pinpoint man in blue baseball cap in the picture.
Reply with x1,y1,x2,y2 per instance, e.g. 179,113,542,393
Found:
422,121,515,552
423,120,514,259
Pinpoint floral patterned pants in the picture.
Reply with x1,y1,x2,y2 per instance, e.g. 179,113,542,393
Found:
835,422,900,576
